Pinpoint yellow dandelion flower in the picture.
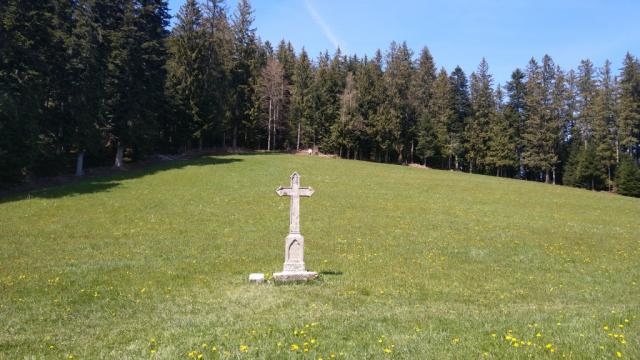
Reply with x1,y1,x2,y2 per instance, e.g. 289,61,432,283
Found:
536,333,542,338
201,343,207,348
550,348,555,353
277,342,283,348
239,344,249,353
604,325,610,331
616,351,622,358
545,344,553,349
290,344,299,352
304,348,309,353
383,348,392,353
618,324,624,329
197,354,203,360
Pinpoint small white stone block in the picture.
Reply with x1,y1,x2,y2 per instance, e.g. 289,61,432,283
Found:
249,273,265,283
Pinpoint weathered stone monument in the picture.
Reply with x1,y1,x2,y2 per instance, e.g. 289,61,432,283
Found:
273,172,317,281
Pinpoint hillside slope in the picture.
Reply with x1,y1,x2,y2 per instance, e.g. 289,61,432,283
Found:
1,154,638,358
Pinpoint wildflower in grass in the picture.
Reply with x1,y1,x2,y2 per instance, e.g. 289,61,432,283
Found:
616,351,622,358
239,344,249,353
211,346,217,352
604,325,610,331
383,348,392,354
197,354,203,360
452,337,460,344
290,343,299,351
277,342,283,348
201,343,207,348
618,324,624,329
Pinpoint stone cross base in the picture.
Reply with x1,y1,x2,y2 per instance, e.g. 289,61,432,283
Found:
273,271,318,282
274,233,317,281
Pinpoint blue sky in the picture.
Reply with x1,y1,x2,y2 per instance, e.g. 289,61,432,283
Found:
167,0,640,85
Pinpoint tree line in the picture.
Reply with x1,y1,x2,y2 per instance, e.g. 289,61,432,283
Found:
1,0,640,196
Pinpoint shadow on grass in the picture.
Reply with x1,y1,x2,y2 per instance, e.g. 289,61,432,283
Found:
319,270,343,276
1,156,242,204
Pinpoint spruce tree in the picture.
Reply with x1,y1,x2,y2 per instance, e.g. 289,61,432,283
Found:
165,0,207,151
617,53,640,159
576,59,597,146
290,48,314,150
412,47,437,165
465,58,495,173
230,0,258,149
449,66,471,170
593,60,618,188
504,68,527,177
430,68,455,168
384,41,414,163
487,85,517,176
616,154,640,197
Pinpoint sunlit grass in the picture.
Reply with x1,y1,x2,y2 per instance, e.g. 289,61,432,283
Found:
1,153,638,358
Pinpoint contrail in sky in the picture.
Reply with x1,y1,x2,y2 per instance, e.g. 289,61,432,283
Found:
304,0,343,51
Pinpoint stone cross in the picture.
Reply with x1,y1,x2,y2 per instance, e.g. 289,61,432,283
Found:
273,172,317,281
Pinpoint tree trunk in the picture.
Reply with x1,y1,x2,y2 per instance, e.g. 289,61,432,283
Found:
114,142,124,168
545,170,550,184
448,154,452,170
198,136,203,152
273,104,278,150
552,167,556,185
232,122,238,150
267,99,272,151
75,150,85,177
296,119,301,151
410,140,414,163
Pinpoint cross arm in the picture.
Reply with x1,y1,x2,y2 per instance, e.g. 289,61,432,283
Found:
276,186,292,196
299,187,314,197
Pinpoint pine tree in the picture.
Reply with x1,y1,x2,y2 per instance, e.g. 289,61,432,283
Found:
576,143,604,190
67,0,109,175
593,60,618,189
0,1,47,181
504,68,527,177
617,53,640,159
429,68,454,168
616,154,640,197
330,72,363,158
576,59,597,146
522,56,562,182
465,58,494,173
165,0,207,151
230,0,258,149
449,66,471,170
290,48,314,150
487,85,516,176
384,41,414,163
412,47,437,165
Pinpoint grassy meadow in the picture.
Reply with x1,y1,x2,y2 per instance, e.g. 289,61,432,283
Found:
0,153,639,359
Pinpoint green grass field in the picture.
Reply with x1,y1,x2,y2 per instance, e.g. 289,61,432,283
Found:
1,154,639,359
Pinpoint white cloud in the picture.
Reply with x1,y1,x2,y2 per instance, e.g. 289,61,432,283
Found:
304,0,343,51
